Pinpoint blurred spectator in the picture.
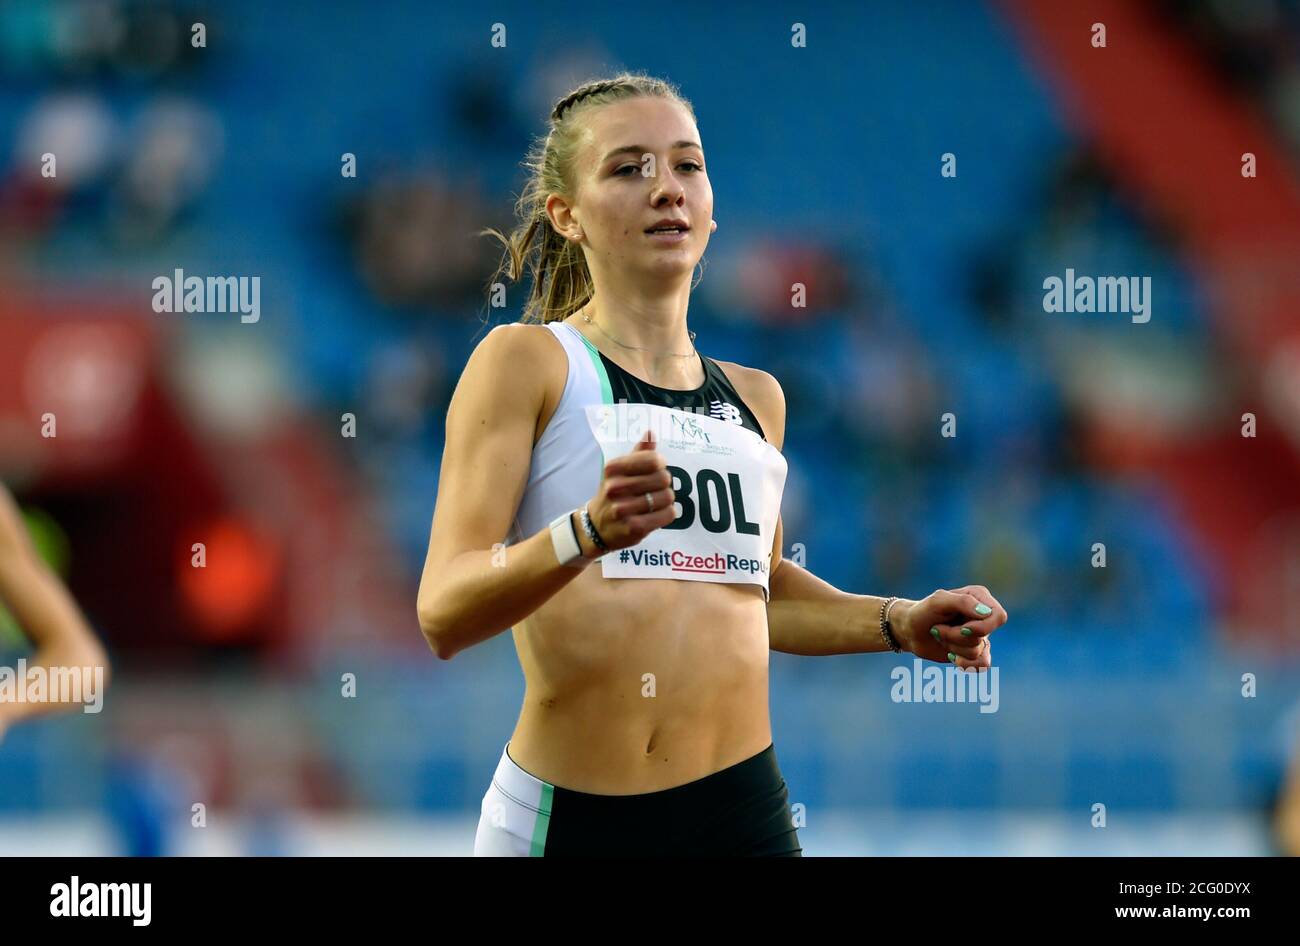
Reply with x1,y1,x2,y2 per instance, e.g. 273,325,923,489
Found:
0,0,212,82
337,168,499,312
107,95,223,245
2,91,116,238
1,91,222,247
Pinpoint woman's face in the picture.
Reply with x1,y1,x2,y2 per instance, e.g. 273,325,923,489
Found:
559,97,712,281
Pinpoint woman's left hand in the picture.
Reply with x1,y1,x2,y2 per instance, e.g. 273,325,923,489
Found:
892,585,1007,671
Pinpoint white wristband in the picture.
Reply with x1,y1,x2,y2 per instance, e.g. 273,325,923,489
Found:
549,510,590,569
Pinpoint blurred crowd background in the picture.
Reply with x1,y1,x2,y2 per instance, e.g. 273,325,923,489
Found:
1,0,1298,855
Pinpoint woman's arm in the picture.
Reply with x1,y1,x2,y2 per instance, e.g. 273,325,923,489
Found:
416,324,677,660
767,546,913,656
0,483,111,738
766,514,1004,665
416,324,586,659
741,369,1006,666
766,508,927,656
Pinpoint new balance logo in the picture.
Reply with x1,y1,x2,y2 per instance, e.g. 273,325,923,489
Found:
709,401,743,425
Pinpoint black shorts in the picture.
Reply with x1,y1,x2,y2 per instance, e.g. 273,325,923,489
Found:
474,741,803,857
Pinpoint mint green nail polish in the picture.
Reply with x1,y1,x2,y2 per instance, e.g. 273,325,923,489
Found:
948,652,957,663
930,626,940,641
974,603,992,616
961,627,973,636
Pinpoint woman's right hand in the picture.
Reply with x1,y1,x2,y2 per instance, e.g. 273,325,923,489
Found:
581,429,677,556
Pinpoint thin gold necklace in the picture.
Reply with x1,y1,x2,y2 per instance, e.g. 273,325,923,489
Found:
580,312,697,358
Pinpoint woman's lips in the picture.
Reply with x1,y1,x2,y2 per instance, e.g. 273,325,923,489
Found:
645,229,690,244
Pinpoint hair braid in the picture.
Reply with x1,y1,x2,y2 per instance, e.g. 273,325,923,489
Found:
550,78,624,123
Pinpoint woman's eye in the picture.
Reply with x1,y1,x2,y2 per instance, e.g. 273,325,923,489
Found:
614,162,703,176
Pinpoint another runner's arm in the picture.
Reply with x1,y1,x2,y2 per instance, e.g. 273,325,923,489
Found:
1277,739,1300,856
0,484,111,726
417,325,587,660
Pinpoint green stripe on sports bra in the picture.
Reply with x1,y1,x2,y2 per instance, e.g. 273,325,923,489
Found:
575,330,614,485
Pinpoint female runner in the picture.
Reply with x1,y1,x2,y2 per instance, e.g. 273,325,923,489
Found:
416,72,1008,856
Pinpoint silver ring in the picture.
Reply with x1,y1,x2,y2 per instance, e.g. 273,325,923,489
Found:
645,492,654,512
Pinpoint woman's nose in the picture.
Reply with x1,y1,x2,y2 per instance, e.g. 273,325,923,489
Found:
652,175,686,203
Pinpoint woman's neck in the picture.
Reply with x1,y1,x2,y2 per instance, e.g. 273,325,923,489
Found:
572,299,701,388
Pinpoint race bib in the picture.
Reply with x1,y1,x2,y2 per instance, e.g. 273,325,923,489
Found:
585,402,788,599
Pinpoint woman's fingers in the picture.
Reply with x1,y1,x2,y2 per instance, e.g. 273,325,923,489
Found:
613,486,676,520
604,442,665,480
926,623,986,660
908,586,1004,668
620,502,679,536
920,588,1008,639
604,467,673,498
954,638,992,672
588,440,679,549
947,616,1000,636
952,584,1009,627
930,589,998,624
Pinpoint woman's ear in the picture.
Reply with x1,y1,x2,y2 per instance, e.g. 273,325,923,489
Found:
545,193,583,242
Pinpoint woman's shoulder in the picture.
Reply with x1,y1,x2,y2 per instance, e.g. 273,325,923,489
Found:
468,322,569,433
484,319,561,341
477,320,569,366
710,358,786,450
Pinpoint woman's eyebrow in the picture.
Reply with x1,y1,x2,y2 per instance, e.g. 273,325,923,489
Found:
600,140,703,163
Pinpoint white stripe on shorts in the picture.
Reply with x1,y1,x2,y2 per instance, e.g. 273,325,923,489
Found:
473,743,555,856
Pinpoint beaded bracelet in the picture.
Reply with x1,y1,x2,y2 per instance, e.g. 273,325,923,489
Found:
879,596,902,653
579,504,609,555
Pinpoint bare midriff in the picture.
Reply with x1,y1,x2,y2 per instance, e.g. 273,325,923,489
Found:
506,570,772,795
